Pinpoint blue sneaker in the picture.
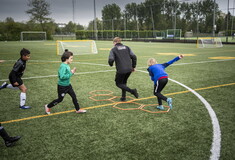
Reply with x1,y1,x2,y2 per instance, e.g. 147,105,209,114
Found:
0,82,8,90
19,105,31,109
157,105,164,110
167,98,173,109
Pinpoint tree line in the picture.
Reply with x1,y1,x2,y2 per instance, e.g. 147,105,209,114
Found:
0,0,234,41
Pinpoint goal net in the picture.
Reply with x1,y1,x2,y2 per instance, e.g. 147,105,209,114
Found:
197,37,223,48
56,40,98,55
21,31,47,41
166,29,182,39
52,34,76,40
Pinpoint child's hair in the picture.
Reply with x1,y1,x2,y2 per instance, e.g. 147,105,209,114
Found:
61,49,73,62
113,37,122,43
147,58,157,66
20,48,30,57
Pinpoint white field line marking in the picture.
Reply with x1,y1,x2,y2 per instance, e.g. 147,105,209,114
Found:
0,58,234,82
3,58,235,65
138,70,221,160
137,58,235,69
0,69,116,81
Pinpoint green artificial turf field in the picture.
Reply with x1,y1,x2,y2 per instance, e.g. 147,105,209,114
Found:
0,41,234,160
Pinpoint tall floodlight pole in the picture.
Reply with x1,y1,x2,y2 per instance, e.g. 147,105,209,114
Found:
112,19,114,38
124,11,127,39
135,7,140,38
197,0,199,39
72,0,75,23
226,0,230,42
150,6,156,38
94,0,98,40
174,4,176,38
212,0,216,37
231,0,235,37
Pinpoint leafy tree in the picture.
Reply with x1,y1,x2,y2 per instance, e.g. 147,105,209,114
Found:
62,21,77,34
199,0,219,33
26,0,52,31
1,18,23,40
87,18,102,31
77,24,84,30
102,3,122,30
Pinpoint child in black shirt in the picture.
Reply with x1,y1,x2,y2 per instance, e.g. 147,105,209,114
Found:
0,48,31,109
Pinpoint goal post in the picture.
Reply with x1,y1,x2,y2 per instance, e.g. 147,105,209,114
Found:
197,37,223,48
56,40,98,55
21,31,47,41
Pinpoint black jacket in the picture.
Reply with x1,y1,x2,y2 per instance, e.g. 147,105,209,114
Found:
108,43,137,74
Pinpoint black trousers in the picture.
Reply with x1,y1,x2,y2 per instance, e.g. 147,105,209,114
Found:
48,84,80,111
154,78,168,105
115,72,132,98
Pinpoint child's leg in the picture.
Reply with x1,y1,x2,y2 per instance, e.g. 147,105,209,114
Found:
18,84,27,107
7,84,19,90
67,87,80,111
154,78,168,105
47,85,68,108
47,93,64,108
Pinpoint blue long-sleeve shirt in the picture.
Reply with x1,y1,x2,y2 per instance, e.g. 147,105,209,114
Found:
147,56,180,84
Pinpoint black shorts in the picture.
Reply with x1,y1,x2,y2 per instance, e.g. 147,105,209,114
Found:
9,75,23,87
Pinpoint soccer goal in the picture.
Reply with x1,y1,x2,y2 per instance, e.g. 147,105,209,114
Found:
166,29,182,39
21,31,47,41
197,37,223,48
56,40,98,55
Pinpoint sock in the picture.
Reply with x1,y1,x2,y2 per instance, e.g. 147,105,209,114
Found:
20,92,26,106
7,84,19,90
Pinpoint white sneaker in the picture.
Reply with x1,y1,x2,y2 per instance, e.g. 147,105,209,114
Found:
45,104,51,114
76,109,87,113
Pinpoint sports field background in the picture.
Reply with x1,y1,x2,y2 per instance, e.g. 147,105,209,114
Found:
0,41,234,160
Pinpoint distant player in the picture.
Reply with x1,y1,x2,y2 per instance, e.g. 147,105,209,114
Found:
0,48,31,109
147,55,184,110
0,123,21,147
108,37,138,101
44,49,86,114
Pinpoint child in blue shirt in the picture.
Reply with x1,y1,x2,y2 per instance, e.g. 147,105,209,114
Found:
147,55,184,110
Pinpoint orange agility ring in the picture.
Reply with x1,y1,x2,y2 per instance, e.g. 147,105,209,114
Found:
112,100,143,111
88,90,171,114
89,94,117,102
89,90,113,96
140,104,170,113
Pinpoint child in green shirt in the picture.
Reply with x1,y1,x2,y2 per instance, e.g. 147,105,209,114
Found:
45,50,86,114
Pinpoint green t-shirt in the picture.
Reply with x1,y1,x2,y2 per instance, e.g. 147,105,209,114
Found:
58,63,73,86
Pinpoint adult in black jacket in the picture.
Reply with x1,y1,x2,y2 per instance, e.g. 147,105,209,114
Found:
108,37,138,101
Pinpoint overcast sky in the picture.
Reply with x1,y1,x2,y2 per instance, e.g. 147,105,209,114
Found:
0,0,234,26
